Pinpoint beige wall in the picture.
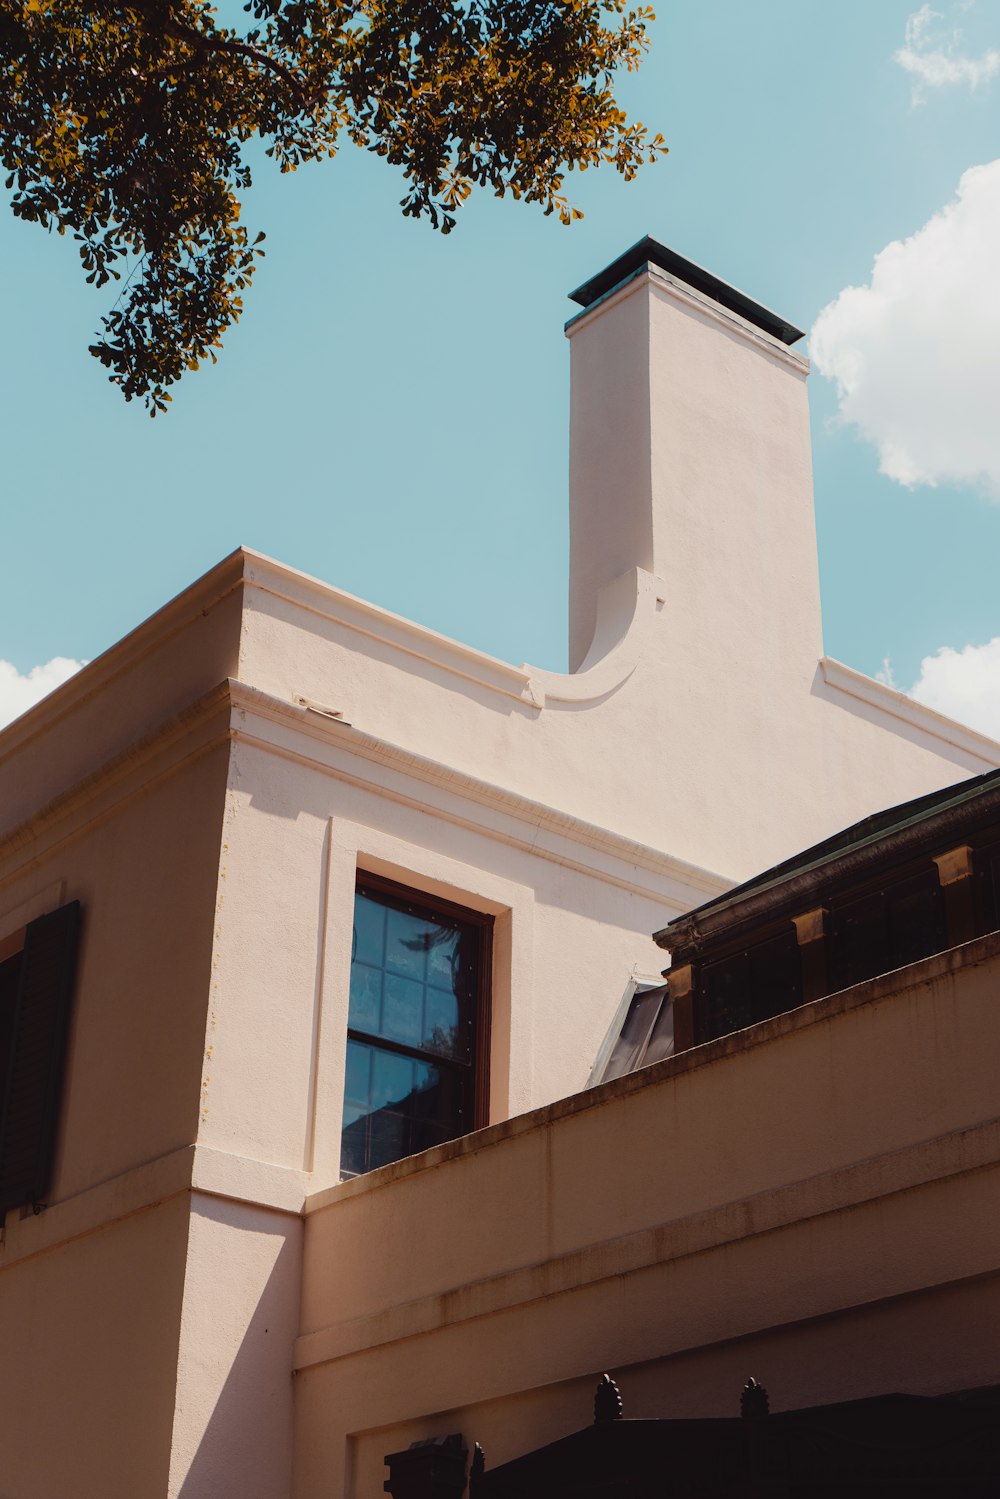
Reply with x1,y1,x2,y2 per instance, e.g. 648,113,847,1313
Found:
0,735,230,1198
0,690,230,1497
230,268,1000,900
3,249,1000,1499
295,932,1000,1499
0,1196,190,1499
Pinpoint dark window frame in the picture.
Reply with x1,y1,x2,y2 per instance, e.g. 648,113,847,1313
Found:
0,901,81,1219
826,866,946,994
697,926,803,1045
342,872,493,1178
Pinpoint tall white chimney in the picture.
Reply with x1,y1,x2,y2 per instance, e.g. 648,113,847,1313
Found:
566,240,822,683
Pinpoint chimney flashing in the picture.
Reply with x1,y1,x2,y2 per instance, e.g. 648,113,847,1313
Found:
567,236,805,347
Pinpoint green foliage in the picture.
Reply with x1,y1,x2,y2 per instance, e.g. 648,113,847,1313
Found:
0,0,665,412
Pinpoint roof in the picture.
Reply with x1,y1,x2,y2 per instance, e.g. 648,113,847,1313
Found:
656,763,1000,955
567,236,805,346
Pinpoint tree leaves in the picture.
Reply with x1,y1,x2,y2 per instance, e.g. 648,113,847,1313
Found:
0,1,665,412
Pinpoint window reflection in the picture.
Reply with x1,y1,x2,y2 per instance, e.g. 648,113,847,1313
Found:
341,882,489,1179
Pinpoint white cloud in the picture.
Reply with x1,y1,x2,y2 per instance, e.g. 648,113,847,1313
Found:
810,159,1000,496
895,4,1000,103
0,657,87,730
907,636,1000,739
879,637,1000,740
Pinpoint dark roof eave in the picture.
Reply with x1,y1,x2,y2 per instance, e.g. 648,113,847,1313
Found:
656,765,1000,957
568,236,805,346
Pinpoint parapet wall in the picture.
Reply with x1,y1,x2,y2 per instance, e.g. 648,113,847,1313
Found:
294,932,1000,1499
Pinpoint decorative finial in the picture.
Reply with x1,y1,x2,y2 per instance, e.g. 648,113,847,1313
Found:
741,1377,769,1420
594,1373,624,1424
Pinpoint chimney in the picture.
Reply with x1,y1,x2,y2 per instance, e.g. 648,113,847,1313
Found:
565,238,822,680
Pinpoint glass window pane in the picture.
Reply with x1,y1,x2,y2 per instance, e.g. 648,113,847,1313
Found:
426,927,460,990
601,987,663,1082
341,883,487,1180
369,1109,410,1171
384,907,431,981
340,1125,367,1179
371,1048,415,1113
382,973,424,1047
353,893,385,968
348,961,382,1033
423,984,464,1061
409,1059,464,1154
343,1039,371,1114
643,998,675,1066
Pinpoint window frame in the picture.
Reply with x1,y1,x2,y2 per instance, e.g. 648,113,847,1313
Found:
342,871,493,1176
0,900,81,1218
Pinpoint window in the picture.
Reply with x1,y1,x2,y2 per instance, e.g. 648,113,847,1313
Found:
340,876,491,1180
698,929,802,1044
827,870,946,993
0,901,81,1217
589,980,674,1086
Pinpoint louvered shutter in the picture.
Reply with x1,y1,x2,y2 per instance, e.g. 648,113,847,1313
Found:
0,901,81,1216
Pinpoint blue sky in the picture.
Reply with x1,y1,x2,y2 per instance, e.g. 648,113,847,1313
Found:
2,0,999,731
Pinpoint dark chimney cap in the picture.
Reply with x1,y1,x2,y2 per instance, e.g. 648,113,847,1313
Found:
568,236,805,346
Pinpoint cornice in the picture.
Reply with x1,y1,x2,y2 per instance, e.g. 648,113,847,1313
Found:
0,550,244,767
565,264,811,377
241,550,543,707
0,685,232,884
228,678,731,902
242,551,658,711
820,658,1000,766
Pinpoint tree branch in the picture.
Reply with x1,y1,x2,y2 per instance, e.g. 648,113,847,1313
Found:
164,22,312,106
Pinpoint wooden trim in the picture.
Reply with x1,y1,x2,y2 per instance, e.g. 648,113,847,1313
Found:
473,918,493,1130
356,870,495,934
667,965,696,1054
352,872,494,1134
793,908,828,1003
0,927,25,966
933,847,977,948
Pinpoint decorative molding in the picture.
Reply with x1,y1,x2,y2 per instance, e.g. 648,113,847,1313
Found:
228,679,731,903
820,658,1000,766
0,670,729,912
934,845,974,886
0,551,244,766
244,551,543,709
244,551,659,712
191,1144,307,1215
0,1141,306,1272
0,881,64,945
565,265,811,378
0,687,232,886
793,908,826,946
305,926,1000,1219
527,568,661,705
294,1114,1000,1374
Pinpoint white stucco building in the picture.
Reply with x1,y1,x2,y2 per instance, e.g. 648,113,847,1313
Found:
1,239,998,1498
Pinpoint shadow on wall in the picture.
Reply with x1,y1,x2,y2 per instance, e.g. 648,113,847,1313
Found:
177,1197,302,1499
809,663,992,778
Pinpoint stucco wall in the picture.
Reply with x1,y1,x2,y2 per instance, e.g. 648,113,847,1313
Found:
3,247,1000,1499
0,737,231,1199
294,934,1000,1499
0,711,231,1498
0,1195,190,1499
228,254,1000,896
200,731,685,1177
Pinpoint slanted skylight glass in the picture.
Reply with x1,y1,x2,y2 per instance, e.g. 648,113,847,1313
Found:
588,979,673,1087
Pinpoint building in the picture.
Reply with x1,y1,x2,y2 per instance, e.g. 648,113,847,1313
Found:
1,239,997,1499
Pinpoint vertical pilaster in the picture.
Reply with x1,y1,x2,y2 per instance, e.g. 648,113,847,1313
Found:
793,908,828,1003
933,846,977,948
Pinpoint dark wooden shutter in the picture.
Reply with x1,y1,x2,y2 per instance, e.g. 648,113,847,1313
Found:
0,901,81,1216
